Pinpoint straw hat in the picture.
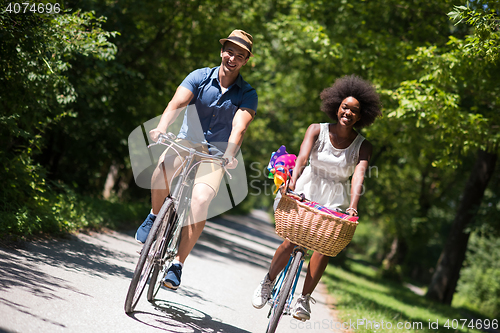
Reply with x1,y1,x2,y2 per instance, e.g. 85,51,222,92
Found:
219,29,254,57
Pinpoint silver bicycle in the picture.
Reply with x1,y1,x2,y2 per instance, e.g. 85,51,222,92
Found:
124,132,231,314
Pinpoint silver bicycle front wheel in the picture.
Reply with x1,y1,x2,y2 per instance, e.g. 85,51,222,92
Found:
124,198,175,314
147,202,183,302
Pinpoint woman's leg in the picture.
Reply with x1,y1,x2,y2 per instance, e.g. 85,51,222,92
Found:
301,252,329,295
268,239,296,280
252,239,296,308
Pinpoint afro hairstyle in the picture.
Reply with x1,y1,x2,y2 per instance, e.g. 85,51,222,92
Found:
320,75,382,129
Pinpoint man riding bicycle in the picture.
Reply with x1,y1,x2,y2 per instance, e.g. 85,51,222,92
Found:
135,29,258,290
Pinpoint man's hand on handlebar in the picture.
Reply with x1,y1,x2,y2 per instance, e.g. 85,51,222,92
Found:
149,128,164,142
222,154,238,169
149,130,237,169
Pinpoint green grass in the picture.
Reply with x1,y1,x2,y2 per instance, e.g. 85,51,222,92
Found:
323,258,489,333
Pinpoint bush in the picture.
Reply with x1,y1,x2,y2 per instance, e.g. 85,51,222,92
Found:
455,232,500,318
0,159,148,238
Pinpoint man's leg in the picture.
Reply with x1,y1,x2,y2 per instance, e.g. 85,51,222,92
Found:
136,151,184,243
163,183,215,289
176,183,216,263
151,162,171,214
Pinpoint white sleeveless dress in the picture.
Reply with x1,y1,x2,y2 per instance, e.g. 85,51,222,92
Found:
275,123,365,212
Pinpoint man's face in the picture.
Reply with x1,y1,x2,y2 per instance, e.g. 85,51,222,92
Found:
220,42,249,73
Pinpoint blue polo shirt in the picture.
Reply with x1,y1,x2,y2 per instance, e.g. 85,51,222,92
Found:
177,66,258,155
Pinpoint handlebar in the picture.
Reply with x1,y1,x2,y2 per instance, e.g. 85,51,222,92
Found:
147,132,232,178
283,181,352,216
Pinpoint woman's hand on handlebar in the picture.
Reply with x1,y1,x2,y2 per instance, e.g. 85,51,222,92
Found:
279,177,296,195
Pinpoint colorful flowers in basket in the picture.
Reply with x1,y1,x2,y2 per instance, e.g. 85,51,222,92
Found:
267,145,297,194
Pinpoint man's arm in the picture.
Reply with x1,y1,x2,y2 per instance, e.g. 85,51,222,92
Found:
150,86,194,141
222,107,255,168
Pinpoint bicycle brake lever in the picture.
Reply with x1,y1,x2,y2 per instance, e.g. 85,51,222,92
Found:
165,132,177,140
221,159,232,179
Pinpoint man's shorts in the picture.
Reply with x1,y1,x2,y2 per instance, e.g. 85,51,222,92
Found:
158,138,224,195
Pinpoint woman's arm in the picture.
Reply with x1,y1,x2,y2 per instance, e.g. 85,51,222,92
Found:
348,140,373,216
288,124,321,191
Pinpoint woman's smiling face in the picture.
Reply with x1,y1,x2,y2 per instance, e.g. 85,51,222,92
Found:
337,97,361,127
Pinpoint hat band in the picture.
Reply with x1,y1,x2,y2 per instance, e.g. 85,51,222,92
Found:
226,36,252,53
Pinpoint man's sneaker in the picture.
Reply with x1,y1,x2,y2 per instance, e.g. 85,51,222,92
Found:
252,273,275,309
135,213,156,244
292,294,316,321
163,263,182,290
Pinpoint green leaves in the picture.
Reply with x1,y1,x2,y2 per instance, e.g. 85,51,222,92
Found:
0,8,118,236
387,16,500,167
448,3,500,62
50,10,118,61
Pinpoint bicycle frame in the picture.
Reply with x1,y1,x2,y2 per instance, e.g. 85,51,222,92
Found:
125,133,232,313
150,133,230,206
149,133,231,265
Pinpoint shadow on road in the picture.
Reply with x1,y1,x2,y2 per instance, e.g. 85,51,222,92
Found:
192,214,283,271
130,300,252,333
0,211,280,332
0,233,136,299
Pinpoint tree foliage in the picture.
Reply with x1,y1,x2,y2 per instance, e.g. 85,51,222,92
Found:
456,232,500,318
1,0,499,315
0,8,119,234
384,0,499,306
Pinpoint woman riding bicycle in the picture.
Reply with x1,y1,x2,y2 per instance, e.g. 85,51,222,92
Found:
252,75,382,321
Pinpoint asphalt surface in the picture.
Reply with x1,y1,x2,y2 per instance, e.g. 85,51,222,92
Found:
0,211,345,333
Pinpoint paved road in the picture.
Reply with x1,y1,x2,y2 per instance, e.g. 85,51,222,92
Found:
0,211,344,333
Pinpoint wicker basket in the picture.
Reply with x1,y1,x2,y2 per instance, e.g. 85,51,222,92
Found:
274,193,359,257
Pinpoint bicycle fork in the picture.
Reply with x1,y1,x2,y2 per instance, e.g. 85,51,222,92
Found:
267,248,305,317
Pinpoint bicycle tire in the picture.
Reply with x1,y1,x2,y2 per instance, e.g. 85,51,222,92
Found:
146,203,179,302
124,198,175,313
266,250,304,333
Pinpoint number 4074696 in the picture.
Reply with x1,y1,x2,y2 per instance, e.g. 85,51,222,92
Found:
444,319,498,330
5,2,61,14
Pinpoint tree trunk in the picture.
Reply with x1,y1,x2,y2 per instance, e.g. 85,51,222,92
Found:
426,149,497,304
382,237,407,269
103,162,119,199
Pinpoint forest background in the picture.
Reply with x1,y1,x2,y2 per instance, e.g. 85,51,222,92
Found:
1,0,499,320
